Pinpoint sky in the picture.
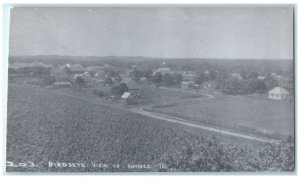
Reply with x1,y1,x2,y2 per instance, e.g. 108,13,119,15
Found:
9,6,294,59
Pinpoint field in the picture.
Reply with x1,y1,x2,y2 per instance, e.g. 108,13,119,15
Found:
6,85,294,172
148,94,294,139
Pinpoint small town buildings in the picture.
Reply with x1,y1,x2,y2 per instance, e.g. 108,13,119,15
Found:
268,87,290,100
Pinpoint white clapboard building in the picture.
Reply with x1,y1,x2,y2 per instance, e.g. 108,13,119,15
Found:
268,87,290,100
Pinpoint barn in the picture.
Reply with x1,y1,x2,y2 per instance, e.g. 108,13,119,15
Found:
121,92,136,105
268,87,290,100
121,78,141,97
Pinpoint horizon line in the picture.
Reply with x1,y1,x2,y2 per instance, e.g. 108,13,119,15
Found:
8,55,294,61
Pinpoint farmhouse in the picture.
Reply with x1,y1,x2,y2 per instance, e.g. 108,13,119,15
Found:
182,71,197,82
24,80,41,86
231,73,243,80
257,76,266,80
181,81,193,90
268,87,290,100
153,67,171,75
121,92,136,105
67,64,84,74
53,82,72,88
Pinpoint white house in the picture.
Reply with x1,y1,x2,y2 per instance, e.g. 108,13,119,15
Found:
182,71,197,82
257,76,266,80
231,73,243,80
268,87,290,100
153,67,171,75
181,81,193,90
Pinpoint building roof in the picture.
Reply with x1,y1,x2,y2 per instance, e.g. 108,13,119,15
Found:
154,68,171,74
181,81,192,85
231,73,243,79
121,92,131,99
157,67,170,71
54,82,72,85
257,76,266,80
268,87,290,95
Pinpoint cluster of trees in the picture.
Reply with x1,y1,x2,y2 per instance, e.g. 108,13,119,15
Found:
193,71,217,85
93,89,105,98
104,68,122,86
73,76,87,89
219,78,267,95
94,82,129,98
43,75,56,86
110,82,128,97
9,65,52,76
151,72,183,86
129,68,153,82
217,73,281,95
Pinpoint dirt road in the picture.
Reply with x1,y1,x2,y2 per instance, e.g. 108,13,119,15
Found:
130,106,281,144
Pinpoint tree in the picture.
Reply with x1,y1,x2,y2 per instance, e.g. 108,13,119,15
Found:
105,76,113,86
74,76,86,89
143,69,154,81
215,71,229,90
173,73,183,85
219,78,249,95
43,75,56,86
220,78,267,95
93,89,105,98
248,71,259,79
162,73,174,86
207,70,217,81
194,73,206,85
110,83,128,97
265,78,279,91
130,68,144,81
89,71,96,77
152,72,163,84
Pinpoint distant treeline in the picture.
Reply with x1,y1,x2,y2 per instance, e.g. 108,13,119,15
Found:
9,55,293,76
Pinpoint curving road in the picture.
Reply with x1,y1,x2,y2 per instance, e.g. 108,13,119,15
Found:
130,87,281,145
130,107,281,144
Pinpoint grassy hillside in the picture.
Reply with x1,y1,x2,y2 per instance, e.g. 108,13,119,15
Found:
149,95,294,139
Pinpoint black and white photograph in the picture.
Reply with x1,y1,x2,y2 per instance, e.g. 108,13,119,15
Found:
5,5,295,173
